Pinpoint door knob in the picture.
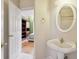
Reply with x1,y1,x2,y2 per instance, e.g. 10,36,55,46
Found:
1,43,8,48
1,43,4,48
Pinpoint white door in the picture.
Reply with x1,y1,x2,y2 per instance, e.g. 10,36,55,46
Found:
9,1,22,59
1,0,4,59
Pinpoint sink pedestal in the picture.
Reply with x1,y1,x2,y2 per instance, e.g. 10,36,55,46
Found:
47,39,76,59
57,52,64,59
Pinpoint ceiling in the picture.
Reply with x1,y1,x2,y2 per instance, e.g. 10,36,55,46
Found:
20,0,34,10
11,0,34,10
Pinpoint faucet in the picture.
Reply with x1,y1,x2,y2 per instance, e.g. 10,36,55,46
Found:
60,38,64,44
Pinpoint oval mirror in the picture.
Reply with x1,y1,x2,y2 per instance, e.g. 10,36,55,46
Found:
56,4,76,32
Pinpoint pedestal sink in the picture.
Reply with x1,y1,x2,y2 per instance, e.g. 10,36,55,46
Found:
47,39,76,59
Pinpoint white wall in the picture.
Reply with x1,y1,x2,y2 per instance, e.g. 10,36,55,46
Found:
21,10,34,17
35,0,50,59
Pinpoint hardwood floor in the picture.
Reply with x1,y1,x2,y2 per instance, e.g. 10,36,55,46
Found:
22,39,34,54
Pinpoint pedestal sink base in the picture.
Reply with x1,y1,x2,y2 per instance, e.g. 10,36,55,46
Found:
47,39,76,59
57,52,64,59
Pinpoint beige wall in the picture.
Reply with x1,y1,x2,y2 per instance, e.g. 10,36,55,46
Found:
20,0,34,10
35,0,50,59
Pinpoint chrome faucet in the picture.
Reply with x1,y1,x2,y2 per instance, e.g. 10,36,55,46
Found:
60,38,64,43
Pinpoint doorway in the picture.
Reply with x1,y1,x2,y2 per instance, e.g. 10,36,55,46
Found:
21,10,34,58
8,0,35,59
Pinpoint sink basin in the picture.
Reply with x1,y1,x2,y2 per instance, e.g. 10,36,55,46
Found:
47,39,76,54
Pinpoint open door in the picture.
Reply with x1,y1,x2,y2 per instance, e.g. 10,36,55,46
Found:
1,0,4,59
9,1,22,59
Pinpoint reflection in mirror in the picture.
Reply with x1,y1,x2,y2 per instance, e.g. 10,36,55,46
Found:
58,6,73,30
